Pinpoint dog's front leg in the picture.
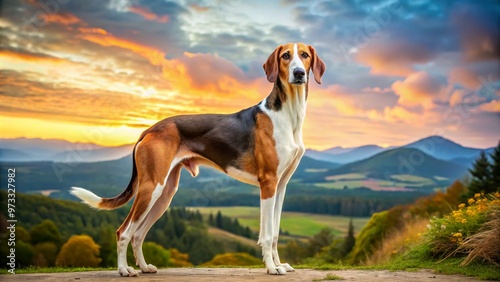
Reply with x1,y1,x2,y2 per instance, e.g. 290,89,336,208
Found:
258,177,287,275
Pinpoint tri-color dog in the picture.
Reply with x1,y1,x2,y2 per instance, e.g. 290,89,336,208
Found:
71,42,325,276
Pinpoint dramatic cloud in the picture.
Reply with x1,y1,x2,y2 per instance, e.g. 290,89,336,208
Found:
0,0,498,149
392,72,448,109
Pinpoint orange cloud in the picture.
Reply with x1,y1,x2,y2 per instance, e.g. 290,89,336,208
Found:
128,5,169,23
78,27,108,35
78,32,165,65
355,40,434,76
479,99,500,112
391,71,446,109
0,49,64,64
44,13,81,25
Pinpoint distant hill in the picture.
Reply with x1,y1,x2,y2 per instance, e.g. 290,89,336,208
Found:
0,138,133,162
305,135,494,168
403,135,492,161
323,146,355,155
319,147,469,180
305,145,390,164
328,145,389,164
0,148,33,161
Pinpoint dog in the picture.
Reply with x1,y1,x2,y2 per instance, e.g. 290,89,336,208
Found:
71,42,325,276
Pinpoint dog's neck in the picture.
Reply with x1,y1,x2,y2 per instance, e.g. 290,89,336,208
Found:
263,78,307,132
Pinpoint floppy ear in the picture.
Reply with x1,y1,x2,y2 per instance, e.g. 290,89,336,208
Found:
309,45,326,84
263,45,282,83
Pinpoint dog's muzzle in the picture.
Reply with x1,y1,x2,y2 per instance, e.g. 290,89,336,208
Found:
292,68,306,84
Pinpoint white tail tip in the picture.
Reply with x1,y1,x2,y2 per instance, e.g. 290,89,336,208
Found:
70,187,102,209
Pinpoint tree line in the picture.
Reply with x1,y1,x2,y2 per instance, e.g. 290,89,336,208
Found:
0,192,258,268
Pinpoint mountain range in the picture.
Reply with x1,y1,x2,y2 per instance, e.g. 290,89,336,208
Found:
305,135,494,168
0,136,494,169
1,135,496,200
0,138,133,162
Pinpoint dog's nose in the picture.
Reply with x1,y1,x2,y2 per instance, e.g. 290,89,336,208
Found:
293,68,305,79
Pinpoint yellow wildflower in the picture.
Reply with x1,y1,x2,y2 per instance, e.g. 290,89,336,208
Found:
458,203,466,209
474,193,481,198
453,232,462,237
468,198,475,204
461,219,467,224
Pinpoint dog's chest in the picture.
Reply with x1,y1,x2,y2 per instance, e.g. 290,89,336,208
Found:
260,102,305,178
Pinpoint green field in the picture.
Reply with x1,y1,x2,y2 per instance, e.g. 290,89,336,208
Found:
192,206,369,237
315,173,440,191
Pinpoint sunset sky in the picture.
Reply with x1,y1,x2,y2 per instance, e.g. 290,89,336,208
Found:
0,0,499,150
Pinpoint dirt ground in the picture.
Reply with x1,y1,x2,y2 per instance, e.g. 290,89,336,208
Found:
3,268,486,282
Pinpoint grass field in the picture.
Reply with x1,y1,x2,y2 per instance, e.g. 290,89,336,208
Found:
192,206,369,237
316,173,439,191
325,173,365,181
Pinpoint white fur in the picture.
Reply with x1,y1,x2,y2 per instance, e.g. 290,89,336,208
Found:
259,88,306,178
70,187,102,209
289,43,307,84
259,195,287,275
227,166,259,186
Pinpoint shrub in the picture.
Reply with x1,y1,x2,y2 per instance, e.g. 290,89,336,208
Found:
453,203,500,266
56,235,101,267
202,252,262,266
425,192,500,262
366,219,428,265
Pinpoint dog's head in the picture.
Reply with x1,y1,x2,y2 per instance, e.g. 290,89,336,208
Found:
263,43,325,85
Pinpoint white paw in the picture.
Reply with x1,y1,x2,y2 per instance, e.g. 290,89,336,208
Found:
280,263,295,272
118,266,139,277
267,266,287,275
141,264,157,273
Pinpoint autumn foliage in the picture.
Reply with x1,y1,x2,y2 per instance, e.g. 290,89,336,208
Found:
56,235,102,267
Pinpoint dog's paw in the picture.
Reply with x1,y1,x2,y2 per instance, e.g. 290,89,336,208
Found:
267,266,287,275
141,264,157,273
118,266,139,277
280,263,295,272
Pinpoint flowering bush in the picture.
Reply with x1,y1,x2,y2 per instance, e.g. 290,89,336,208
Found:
425,192,500,259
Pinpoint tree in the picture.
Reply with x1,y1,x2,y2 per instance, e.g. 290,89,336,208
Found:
56,235,102,267
208,213,214,226
342,218,356,257
215,211,223,229
16,241,35,267
490,141,500,191
33,242,58,267
468,151,493,196
305,228,334,257
30,219,62,247
142,242,170,267
16,226,30,243
169,248,192,267
97,226,117,267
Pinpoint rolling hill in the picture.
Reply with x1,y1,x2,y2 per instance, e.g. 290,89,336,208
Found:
0,138,133,162
305,135,494,168
316,147,469,180
403,135,492,161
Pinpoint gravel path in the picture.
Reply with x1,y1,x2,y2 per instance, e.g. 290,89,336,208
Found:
3,268,485,282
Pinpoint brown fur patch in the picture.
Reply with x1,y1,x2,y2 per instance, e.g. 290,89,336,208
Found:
254,113,279,199
128,124,181,223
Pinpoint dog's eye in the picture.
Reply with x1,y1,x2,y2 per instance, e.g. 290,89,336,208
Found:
281,53,290,60
302,52,310,59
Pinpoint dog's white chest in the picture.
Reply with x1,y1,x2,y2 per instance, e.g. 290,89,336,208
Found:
259,99,305,178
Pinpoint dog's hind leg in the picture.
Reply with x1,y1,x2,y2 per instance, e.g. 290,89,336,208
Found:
115,180,156,277
131,164,181,273
116,130,180,276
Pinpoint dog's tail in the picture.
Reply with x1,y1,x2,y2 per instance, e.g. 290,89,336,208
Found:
70,143,139,210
